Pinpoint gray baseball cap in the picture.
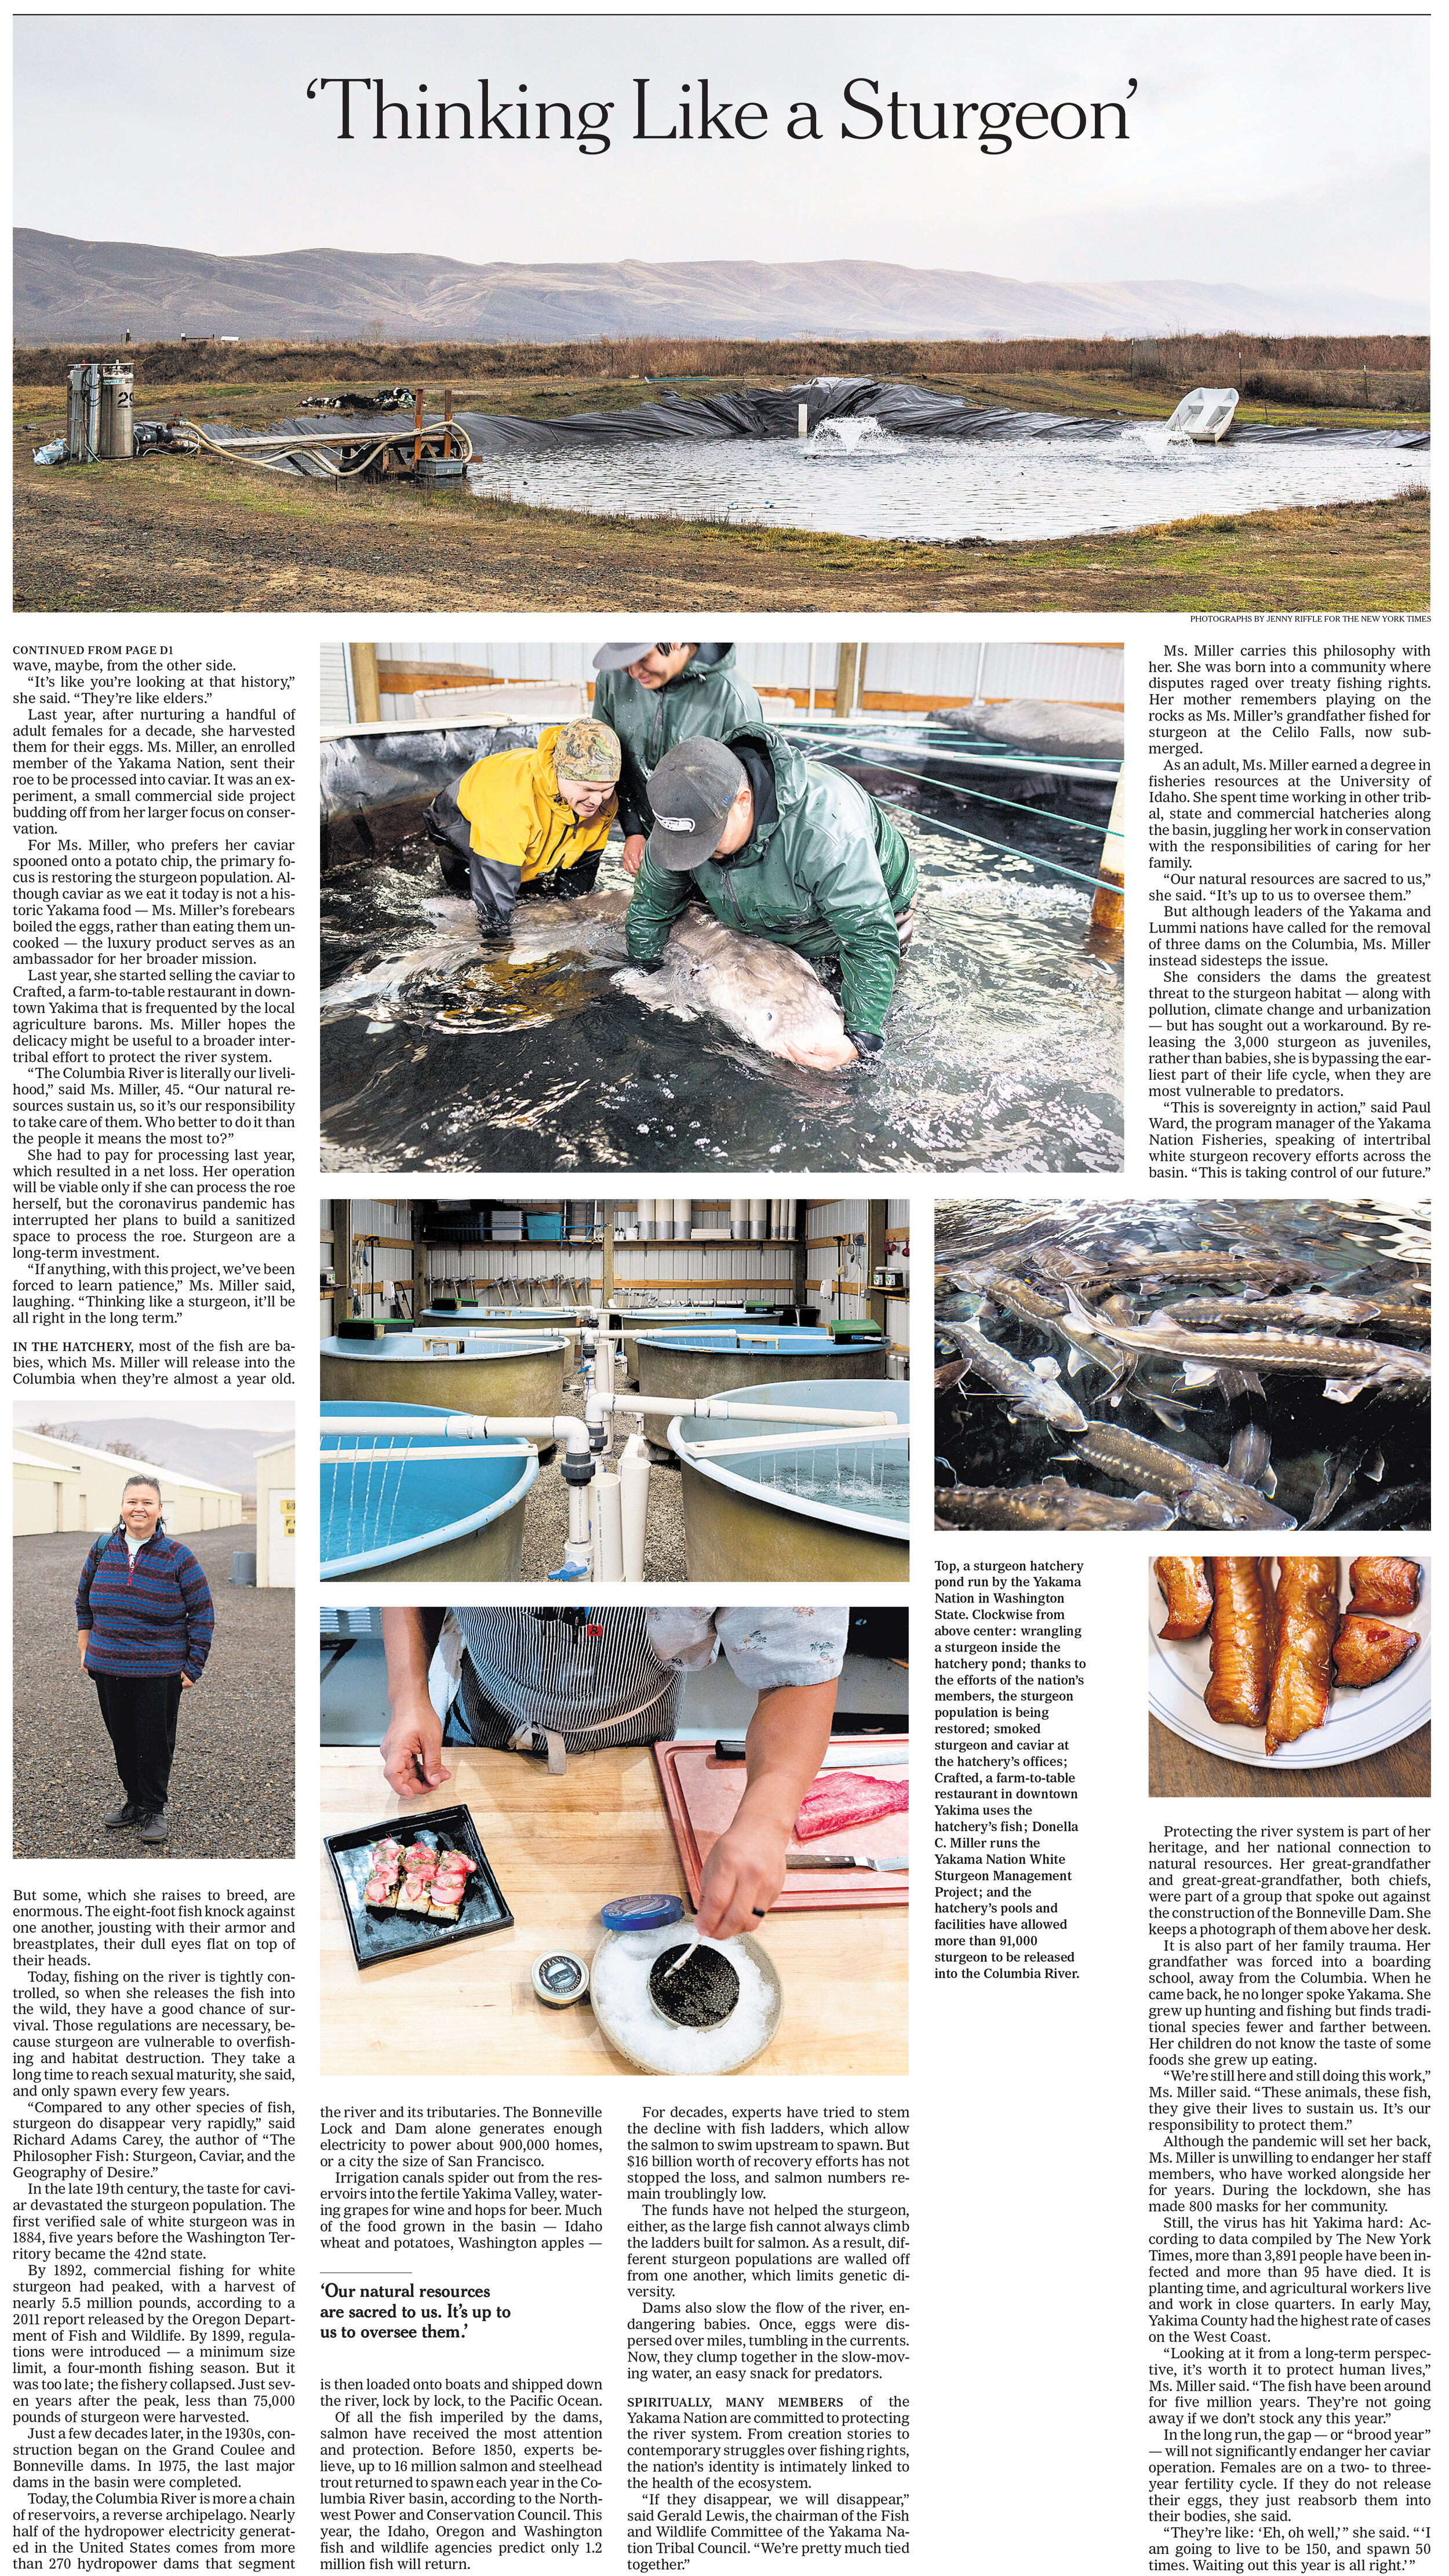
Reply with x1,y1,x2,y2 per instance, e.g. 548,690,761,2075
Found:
645,737,748,870
592,642,662,672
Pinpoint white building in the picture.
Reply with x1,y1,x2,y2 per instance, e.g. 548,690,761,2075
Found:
254,1440,297,1588
11,1431,243,1536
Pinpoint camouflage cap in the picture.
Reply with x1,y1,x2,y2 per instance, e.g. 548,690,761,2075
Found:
554,717,621,786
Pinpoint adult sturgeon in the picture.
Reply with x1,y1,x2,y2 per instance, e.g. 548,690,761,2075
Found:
512,889,850,1062
322,886,850,1061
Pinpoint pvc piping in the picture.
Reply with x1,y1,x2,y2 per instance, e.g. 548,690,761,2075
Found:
798,402,809,439
322,1445,537,1464
673,1197,691,1238
682,1426,909,1462
329,1413,582,1449
593,1393,900,1430
750,1198,768,1241
730,1198,748,1241
620,1435,650,1582
593,1472,624,1581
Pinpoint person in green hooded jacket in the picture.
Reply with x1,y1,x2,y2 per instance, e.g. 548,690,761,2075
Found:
624,728,918,1073
591,643,764,877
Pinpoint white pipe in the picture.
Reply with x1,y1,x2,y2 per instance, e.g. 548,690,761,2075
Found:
785,1197,797,1240
593,1473,624,1580
588,1393,900,1430
566,1482,591,1569
620,1434,650,1583
596,1332,615,1398
971,639,988,706
730,1198,748,1241
328,1413,588,1452
807,642,817,715
637,1198,652,1241
750,1198,767,1241
322,1445,537,1464
679,1425,909,1462
673,1197,691,1240
798,401,809,440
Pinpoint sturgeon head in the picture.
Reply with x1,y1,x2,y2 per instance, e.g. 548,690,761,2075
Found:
619,912,848,1061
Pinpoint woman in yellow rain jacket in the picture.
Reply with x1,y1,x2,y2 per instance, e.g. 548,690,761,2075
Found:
425,718,622,940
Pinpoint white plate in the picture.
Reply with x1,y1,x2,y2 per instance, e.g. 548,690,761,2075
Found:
1149,1555,1430,1769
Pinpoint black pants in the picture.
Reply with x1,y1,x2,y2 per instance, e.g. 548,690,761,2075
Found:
92,1670,183,1813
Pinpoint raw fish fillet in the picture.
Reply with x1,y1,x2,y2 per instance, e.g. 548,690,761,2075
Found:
793,1770,910,1843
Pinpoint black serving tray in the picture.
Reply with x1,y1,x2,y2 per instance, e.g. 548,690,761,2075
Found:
325,1806,514,1970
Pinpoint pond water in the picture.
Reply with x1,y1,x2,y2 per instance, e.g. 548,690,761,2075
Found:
321,789,1124,1176
467,420,1426,544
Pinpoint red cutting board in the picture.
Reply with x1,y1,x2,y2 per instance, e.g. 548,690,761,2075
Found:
654,1738,909,1911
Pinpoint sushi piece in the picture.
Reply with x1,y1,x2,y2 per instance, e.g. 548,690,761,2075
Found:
395,1873,434,1915
1265,1558,1341,1757
1204,1559,1271,1729
363,1870,399,1912
373,1837,406,1864
1332,1616,1421,1690
402,1842,439,1881
1348,1557,1421,1617
1155,1557,1215,1642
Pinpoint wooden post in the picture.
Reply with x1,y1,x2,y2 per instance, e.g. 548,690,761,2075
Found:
1089,765,1126,958
332,1200,354,1335
834,642,859,720
348,644,381,724
410,1203,427,1322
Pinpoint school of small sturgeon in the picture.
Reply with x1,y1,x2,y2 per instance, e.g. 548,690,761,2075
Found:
935,1218,1431,1532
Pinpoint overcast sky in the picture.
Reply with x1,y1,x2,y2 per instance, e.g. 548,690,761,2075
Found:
13,13,1429,299
14,1400,294,1435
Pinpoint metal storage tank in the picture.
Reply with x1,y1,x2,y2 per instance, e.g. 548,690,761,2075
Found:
321,1403,538,1581
668,1378,909,1583
319,1328,567,1419
635,1325,886,1403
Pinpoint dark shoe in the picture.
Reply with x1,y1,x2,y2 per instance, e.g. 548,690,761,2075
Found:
139,1808,170,1843
104,1801,144,1831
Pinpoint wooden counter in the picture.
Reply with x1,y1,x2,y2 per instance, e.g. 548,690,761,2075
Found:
321,1746,908,2078
1149,1713,1430,1801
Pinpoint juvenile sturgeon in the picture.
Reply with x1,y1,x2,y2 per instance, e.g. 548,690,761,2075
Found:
1058,1287,1430,1396
935,1322,1088,1431
955,1267,1126,1383
1066,1425,1295,1529
1160,1295,1384,1330
514,890,850,1062
935,1478,1173,1532
1072,1254,1316,1294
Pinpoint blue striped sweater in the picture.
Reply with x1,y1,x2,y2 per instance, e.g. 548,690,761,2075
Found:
77,1528,214,1681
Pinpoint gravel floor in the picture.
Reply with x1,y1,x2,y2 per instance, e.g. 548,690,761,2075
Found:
13,1528,295,1860
518,1373,686,1583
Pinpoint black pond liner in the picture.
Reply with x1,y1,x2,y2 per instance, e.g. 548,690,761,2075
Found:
234,376,1431,475
650,1944,741,2031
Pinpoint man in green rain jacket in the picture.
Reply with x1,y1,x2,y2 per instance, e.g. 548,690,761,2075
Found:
624,728,918,1073
591,643,764,877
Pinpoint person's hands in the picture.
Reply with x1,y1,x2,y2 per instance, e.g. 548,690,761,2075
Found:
380,1691,452,1798
767,1029,860,1072
621,835,647,877
696,1808,790,1940
180,1674,195,1689
77,1631,90,1669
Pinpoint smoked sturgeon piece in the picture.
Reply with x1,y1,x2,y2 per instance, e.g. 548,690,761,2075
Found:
1204,1560,1273,1728
792,1771,910,1844
1347,1556,1422,1617
1154,1557,1215,1641
1331,1616,1421,1690
1265,1558,1341,1757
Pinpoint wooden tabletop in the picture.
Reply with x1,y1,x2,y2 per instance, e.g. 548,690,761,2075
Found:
1149,1714,1430,1800
321,1746,908,2078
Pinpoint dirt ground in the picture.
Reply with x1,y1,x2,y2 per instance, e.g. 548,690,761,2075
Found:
14,358,1429,611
